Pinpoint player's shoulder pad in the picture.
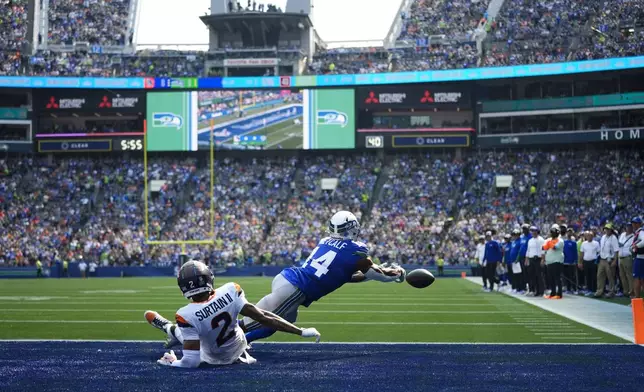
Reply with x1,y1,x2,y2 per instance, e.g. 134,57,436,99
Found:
351,240,369,258
175,308,194,328
222,282,244,297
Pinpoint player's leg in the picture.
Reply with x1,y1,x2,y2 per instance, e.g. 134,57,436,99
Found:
241,274,305,343
144,310,182,347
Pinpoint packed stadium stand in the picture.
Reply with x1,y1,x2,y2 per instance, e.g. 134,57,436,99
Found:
0,0,643,273
1,0,643,77
2,148,642,268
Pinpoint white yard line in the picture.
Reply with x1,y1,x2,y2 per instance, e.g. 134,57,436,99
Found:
535,332,592,335
465,277,635,343
539,336,603,340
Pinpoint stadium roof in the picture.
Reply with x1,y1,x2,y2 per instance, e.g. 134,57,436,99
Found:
200,12,313,33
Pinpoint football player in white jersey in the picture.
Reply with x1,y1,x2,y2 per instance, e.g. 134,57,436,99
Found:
144,260,321,368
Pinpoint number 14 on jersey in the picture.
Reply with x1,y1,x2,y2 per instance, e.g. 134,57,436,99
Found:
302,247,337,277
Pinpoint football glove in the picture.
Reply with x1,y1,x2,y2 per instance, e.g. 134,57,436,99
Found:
301,327,321,343
395,267,406,283
157,350,177,366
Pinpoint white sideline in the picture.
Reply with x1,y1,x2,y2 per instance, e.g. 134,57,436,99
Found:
0,339,635,346
465,277,635,343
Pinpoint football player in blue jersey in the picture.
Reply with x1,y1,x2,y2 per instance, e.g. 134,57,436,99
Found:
239,210,407,343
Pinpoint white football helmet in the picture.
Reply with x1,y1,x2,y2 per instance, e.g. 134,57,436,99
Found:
328,211,361,240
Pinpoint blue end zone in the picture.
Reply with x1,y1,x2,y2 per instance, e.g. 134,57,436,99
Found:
0,342,642,392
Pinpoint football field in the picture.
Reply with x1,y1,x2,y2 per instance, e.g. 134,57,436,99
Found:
2,277,642,392
198,115,304,150
0,277,626,342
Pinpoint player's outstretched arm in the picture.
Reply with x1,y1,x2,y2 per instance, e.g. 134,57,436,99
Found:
356,258,405,283
240,303,321,342
350,271,367,283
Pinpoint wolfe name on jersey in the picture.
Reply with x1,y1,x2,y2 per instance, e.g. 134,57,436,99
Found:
282,237,369,306
175,282,248,365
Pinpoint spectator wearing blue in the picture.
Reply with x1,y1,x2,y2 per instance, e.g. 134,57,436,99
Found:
502,233,512,288
482,230,503,292
508,229,522,293
518,223,532,294
563,227,579,294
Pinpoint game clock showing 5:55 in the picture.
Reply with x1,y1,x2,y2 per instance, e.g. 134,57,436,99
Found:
118,138,143,151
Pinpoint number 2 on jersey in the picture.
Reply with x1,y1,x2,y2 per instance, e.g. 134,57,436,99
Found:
302,247,337,277
211,313,235,346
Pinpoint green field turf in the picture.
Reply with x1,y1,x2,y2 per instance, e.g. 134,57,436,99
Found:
199,116,303,150
0,277,626,343
197,103,294,128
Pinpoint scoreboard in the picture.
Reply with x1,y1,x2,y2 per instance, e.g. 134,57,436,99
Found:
26,86,476,153
358,129,474,149
37,136,144,153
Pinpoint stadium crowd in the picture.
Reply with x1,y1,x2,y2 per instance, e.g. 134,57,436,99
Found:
47,0,133,46
1,0,644,77
398,0,489,41
2,149,640,272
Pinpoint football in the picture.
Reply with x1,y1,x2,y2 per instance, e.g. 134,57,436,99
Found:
406,269,435,288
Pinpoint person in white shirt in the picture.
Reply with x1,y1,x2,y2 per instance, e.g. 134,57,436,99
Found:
474,237,485,279
580,231,600,295
78,260,88,279
617,224,635,297
88,261,97,278
596,224,619,298
525,226,545,296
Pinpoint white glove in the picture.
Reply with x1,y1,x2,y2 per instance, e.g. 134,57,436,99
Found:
157,350,177,366
395,267,406,283
301,327,321,343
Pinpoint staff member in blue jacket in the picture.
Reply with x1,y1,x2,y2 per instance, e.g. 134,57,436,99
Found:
517,224,531,293
563,227,579,293
483,230,503,292
508,229,522,293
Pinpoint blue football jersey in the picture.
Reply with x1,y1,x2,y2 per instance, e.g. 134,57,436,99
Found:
281,237,368,306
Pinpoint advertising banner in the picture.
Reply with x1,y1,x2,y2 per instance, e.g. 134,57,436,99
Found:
35,90,145,112
477,128,644,147
357,85,471,109
146,91,197,151
305,89,355,149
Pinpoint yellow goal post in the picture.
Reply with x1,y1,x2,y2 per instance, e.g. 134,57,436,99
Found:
142,121,216,265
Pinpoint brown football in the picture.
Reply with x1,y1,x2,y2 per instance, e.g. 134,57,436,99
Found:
405,269,435,288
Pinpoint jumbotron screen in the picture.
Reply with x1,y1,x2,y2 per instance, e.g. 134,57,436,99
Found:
146,89,356,151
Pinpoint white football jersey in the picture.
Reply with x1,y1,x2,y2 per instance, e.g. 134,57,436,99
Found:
175,282,249,365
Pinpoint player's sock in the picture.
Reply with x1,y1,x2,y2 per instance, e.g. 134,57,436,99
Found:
245,327,276,343
163,324,182,348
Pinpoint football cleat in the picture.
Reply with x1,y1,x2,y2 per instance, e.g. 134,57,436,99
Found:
144,310,180,348
145,310,170,331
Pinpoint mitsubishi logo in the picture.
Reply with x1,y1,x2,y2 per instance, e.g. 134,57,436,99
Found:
98,96,112,108
46,97,59,109
420,91,434,103
365,91,379,104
